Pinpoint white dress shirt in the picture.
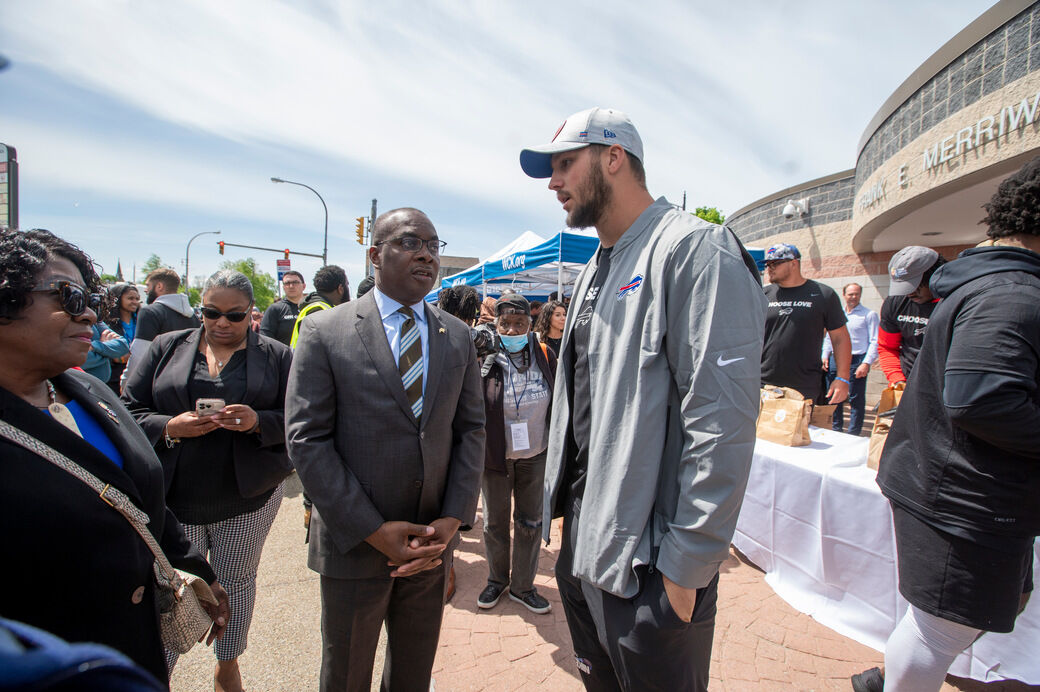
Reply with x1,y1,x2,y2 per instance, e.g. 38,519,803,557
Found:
822,302,879,363
372,287,429,395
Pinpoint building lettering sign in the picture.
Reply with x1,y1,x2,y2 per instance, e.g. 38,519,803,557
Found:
858,88,1040,211
923,89,1040,171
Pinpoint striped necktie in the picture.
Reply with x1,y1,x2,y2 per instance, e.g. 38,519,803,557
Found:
397,306,423,419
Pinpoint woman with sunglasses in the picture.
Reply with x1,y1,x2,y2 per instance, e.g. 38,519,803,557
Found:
0,229,229,687
122,269,293,692
104,282,142,393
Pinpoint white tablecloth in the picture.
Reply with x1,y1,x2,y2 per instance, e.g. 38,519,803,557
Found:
732,427,1040,684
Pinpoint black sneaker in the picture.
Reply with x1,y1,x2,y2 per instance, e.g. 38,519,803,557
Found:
477,584,505,609
851,667,884,692
509,590,552,614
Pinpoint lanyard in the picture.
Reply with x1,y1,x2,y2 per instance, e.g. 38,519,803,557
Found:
508,365,531,416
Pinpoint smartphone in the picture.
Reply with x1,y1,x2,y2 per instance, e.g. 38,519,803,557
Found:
195,398,226,417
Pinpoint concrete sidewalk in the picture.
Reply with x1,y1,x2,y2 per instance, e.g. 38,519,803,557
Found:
171,475,1032,691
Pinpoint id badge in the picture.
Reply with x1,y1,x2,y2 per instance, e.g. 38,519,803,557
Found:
510,421,530,452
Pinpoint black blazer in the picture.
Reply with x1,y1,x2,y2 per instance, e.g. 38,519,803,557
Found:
122,327,293,499
0,369,216,684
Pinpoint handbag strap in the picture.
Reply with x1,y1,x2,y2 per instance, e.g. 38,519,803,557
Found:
0,418,181,584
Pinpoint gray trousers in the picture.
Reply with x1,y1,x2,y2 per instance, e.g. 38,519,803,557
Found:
318,554,450,692
556,495,718,691
481,451,546,595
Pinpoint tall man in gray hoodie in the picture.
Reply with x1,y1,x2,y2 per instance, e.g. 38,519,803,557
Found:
521,107,766,690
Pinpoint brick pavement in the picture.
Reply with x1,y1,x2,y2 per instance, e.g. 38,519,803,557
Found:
172,478,1034,690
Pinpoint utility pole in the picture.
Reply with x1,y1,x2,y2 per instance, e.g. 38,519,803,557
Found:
365,199,377,278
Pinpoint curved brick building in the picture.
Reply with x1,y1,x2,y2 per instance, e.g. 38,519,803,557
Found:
728,0,1040,398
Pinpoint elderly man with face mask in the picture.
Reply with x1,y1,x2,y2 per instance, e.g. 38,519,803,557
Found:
477,292,557,615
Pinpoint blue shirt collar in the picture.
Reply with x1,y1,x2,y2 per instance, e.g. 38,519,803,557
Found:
372,286,427,325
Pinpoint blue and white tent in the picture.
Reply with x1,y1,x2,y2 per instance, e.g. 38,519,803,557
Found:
426,229,764,302
427,229,600,302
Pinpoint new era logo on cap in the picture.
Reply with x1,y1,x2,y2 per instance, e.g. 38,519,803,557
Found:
520,107,644,178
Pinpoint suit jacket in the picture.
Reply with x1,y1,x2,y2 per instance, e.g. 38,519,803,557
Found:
286,291,485,579
0,369,216,684
121,328,293,499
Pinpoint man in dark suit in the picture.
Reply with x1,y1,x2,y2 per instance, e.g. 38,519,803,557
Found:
286,207,485,692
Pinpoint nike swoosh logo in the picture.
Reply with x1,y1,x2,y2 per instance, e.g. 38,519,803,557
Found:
717,355,745,367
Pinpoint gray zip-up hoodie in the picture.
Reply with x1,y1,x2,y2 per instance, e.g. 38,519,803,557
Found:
544,198,766,599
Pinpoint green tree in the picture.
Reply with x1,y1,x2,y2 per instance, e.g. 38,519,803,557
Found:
693,206,725,225
141,254,166,275
219,258,277,310
99,273,120,284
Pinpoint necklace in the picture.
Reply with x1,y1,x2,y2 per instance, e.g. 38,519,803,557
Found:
205,335,243,370
43,380,83,438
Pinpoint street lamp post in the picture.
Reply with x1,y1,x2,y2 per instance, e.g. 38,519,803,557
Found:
184,230,221,293
270,177,328,266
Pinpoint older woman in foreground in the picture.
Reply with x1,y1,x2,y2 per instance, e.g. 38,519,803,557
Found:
0,228,228,687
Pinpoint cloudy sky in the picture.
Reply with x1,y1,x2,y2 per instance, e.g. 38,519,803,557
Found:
0,1,992,289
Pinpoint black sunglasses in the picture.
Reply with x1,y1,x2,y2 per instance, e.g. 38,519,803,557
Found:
200,307,250,322
32,281,106,320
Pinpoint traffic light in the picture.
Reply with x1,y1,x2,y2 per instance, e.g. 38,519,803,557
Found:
218,241,225,255
284,248,290,260
355,217,365,245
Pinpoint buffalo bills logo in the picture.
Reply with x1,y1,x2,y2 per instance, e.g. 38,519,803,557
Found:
616,275,643,301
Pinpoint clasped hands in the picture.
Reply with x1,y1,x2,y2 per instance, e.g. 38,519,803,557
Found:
366,518,460,578
165,404,259,438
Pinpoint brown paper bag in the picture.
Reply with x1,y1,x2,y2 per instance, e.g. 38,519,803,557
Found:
867,419,891,470
867,383,904,470
876,382,904,416
810,404,837,428
757,387,813,447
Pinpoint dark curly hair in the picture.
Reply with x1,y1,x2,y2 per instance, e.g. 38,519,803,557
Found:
981,156,1040,239
437,284,480,325
533,300,566,341
105,282,140,329
0,228,102,323
313,264,348,297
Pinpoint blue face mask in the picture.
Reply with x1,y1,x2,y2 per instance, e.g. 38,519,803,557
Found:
498,333,528,353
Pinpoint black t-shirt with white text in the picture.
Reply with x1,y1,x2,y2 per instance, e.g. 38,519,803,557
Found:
879,295,937,379
260,299,301,346
565,246,613,502
761,280,846,400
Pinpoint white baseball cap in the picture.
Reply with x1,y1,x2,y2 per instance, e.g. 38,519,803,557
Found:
520,107,643,179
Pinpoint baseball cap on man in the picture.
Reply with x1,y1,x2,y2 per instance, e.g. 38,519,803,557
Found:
520,107,643,179
495,293,530,317
888,246,939,296
764,243,801,262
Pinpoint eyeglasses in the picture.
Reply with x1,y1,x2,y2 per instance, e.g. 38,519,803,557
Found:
200,307,250,322
375,236,447,255
764,259,793,268
282,280,303,286
32,281,106,320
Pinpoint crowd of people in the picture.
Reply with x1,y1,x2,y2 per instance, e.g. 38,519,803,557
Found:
0,106,1037,692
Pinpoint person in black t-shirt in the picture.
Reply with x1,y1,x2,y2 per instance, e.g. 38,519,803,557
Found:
259,270,306,346
761,243,851,403
877,246,945,386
